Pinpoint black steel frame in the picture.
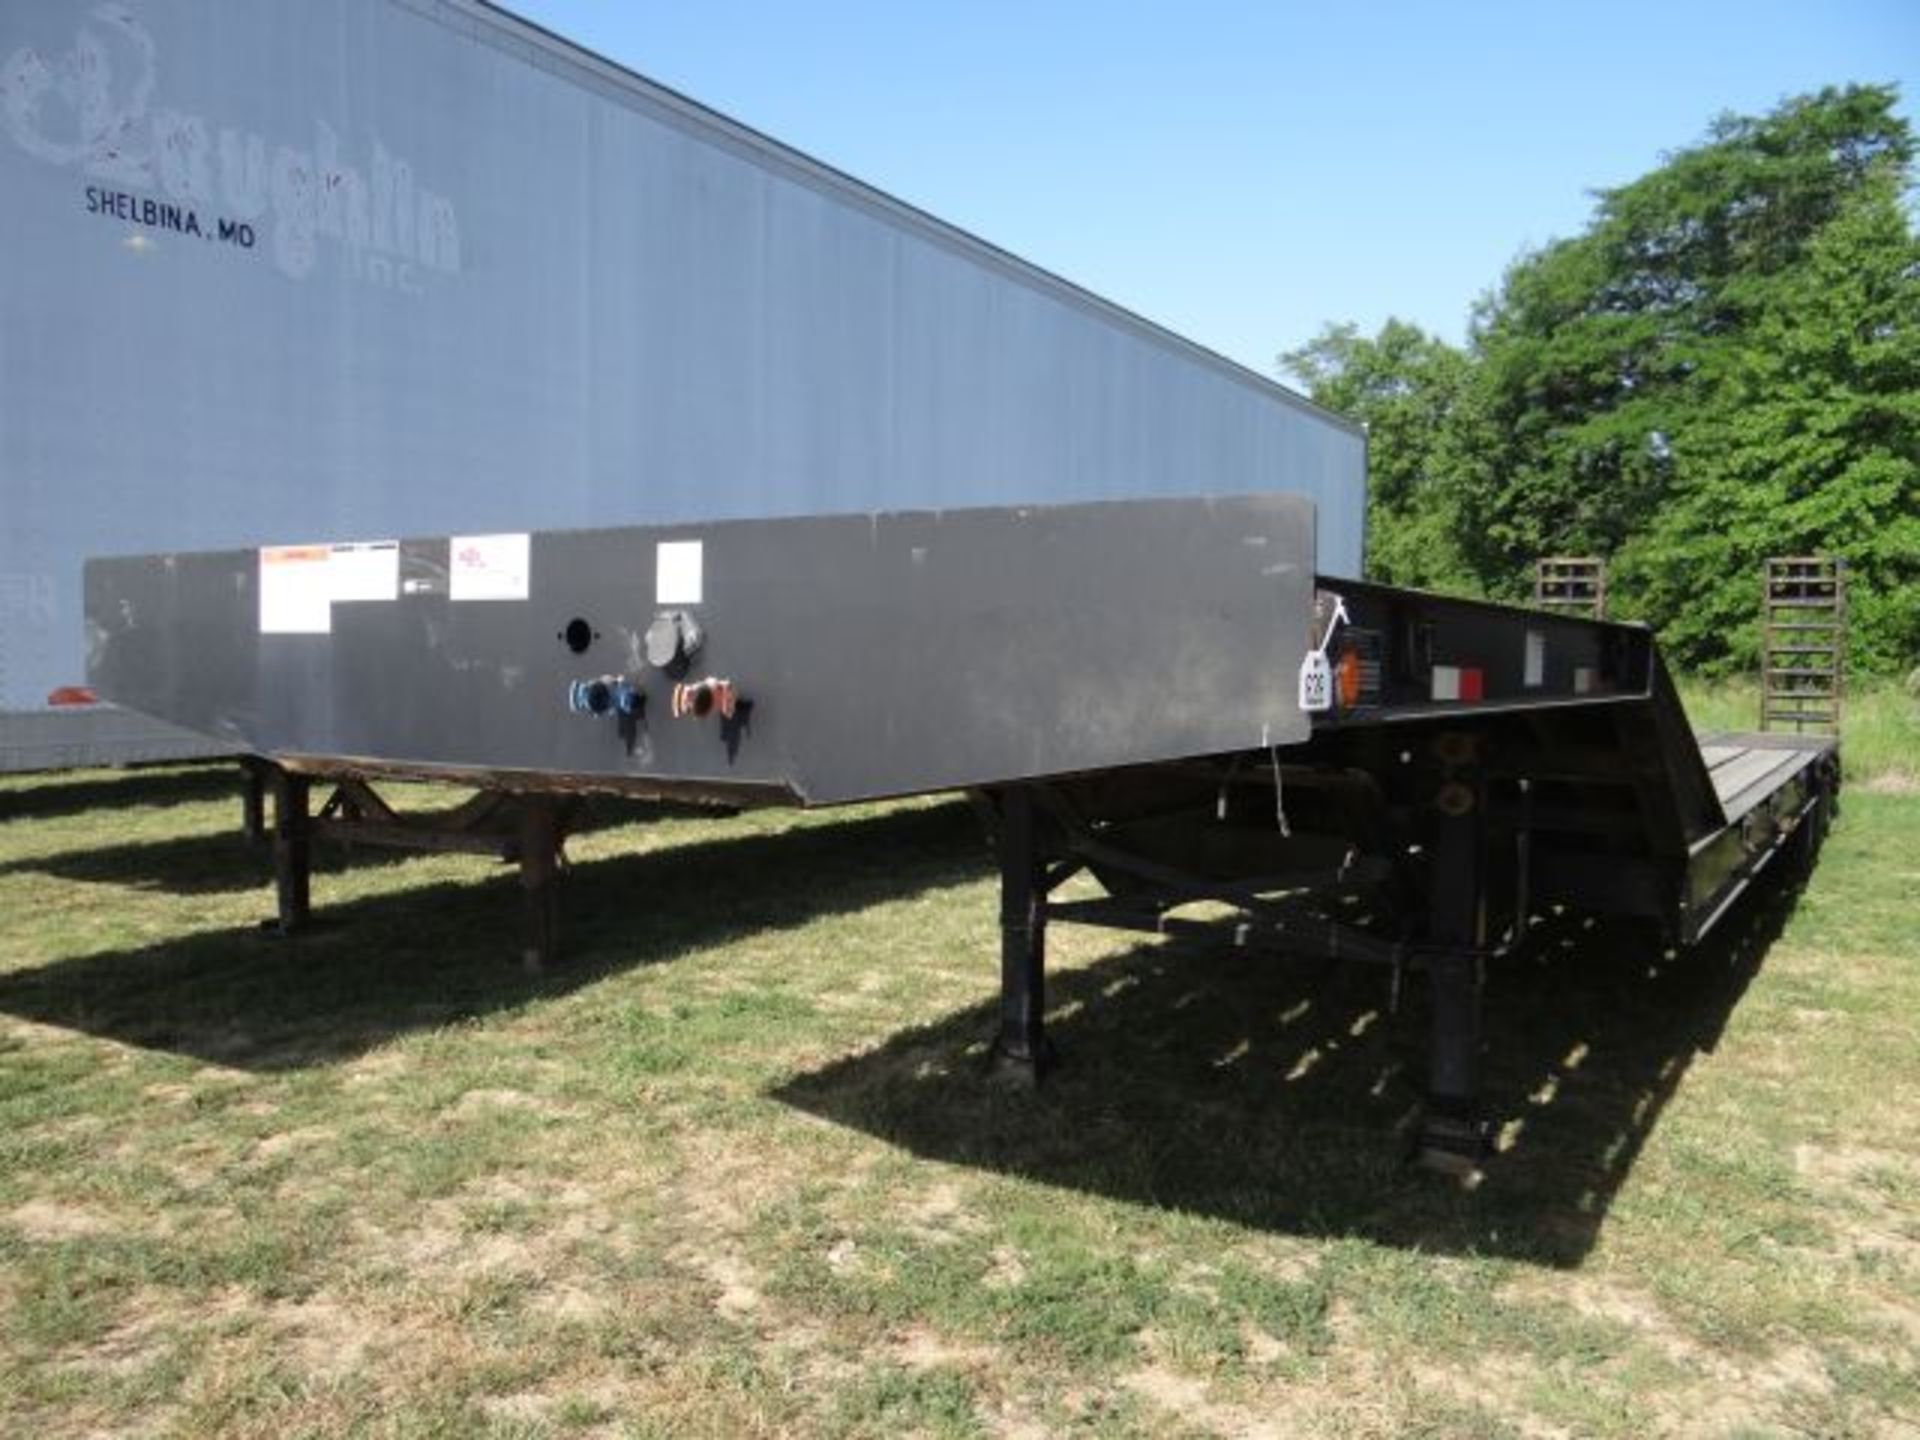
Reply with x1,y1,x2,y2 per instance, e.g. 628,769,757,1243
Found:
232,568,1837,1172
970,579,1839,1170
260,769,582,971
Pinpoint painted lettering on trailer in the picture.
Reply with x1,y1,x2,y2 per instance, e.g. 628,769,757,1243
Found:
84,183,253,247
2,4,461,291
0,573,57,626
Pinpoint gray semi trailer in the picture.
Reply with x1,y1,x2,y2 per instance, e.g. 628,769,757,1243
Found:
1,0,1362,771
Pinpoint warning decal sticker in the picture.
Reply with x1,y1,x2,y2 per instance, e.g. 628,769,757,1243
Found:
259,545,332,634
449,534,531,601
656,540,704,605
329,541,400,603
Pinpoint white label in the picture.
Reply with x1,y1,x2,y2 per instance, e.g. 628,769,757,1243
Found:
330,541,399,603
259,545,333,634
1574,666,1596,696
449,533,530,601
1431,665,1462,702
1524,630,1545,688
1298,651,1333,712
656,540,704,605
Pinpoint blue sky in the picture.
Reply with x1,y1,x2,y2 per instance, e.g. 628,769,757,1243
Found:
511,2,1917,382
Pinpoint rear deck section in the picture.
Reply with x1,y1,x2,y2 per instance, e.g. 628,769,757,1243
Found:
1701,732,1836,823
1683,729,1837,943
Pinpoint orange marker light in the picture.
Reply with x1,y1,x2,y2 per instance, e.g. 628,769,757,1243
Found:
1336,647,1362,708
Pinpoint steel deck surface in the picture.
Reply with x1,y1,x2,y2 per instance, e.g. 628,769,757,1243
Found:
1696,730,1838,826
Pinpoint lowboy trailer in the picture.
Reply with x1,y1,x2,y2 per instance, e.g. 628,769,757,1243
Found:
86,493,1837,1167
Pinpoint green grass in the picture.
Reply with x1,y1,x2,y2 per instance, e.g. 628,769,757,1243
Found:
1,736,1917,1437
1674,674,1918,789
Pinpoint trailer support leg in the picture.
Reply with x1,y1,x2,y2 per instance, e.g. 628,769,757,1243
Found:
241,758,269,847
989,785,1055,1081
517,795,561,974
271,768,312,934
1422,950,1483,1169
1419,762,1486,1172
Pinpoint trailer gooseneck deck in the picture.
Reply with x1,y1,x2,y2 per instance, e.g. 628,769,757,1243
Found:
86,495,1837,1167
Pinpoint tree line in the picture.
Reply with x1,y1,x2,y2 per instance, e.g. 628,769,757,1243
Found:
1282,85,1919,676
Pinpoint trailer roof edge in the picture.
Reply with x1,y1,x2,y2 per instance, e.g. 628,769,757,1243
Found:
434,0,1362,441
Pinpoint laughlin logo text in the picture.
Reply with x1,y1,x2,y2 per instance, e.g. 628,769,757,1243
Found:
2,4,462,291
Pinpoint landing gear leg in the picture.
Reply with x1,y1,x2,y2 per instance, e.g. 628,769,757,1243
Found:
517,794,562,974
271,767,311,934
989,785,1056,1082
1418,751,1487,1173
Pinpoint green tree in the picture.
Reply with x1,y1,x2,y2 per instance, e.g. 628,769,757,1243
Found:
1279,319,1474,589
1377,83,1917,671
1615,169,1920,672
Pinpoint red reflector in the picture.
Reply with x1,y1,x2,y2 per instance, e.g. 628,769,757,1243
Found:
46,686,98,707
1458,668,1484,701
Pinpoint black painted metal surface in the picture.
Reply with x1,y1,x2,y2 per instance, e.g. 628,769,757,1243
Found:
87,494,1318,806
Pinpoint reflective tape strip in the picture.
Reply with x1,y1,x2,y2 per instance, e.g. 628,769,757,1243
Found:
1431,665,1483,702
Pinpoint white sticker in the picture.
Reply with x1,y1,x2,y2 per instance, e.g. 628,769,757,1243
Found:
449,533,530,601
1524,629,1545,688
1574,666,1596,695
259,545,332,634
1431,665,1461,702
330,540,399,602
1298,651,1333,712
656,540,703,605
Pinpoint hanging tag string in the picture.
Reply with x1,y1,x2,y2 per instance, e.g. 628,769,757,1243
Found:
1267,723,1289,838
1275,592,1350,836
1316,593,1350,660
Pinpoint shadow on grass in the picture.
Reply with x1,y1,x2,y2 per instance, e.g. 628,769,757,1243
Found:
0,800,985,1071
0,793,737,895
0,763,239,824
776,880,1804,1265
0,828,403,895
0,752,1808,1260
